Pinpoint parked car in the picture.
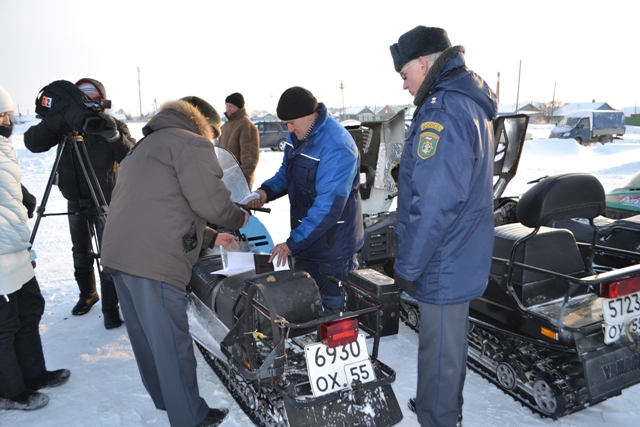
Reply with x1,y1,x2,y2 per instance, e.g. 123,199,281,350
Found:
255,120,288,151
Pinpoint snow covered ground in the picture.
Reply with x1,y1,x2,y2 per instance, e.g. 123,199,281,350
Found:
3,118,640,427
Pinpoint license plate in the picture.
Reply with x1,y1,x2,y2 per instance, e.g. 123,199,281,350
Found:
602,291,640,325
304,334,374,397
602,291,640,344
603,316,640,344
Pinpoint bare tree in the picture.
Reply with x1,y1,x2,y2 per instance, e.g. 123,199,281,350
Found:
536,100,564,122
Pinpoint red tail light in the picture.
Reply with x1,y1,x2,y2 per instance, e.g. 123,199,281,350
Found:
601,276,640,299
320,318,359,348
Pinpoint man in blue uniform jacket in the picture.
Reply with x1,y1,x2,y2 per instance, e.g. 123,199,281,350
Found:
390,26,498,427
248,87,363,311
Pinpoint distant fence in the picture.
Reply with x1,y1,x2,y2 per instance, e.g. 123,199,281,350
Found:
627,116,640,126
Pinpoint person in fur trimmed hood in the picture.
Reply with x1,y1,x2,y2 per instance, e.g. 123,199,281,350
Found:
101,96,249,427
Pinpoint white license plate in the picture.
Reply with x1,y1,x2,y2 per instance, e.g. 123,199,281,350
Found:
603,316,640,344
602,291,640,325
304,334,374,397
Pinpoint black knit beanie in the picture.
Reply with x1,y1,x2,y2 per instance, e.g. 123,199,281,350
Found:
276,87,318,121
390,26,452,72
180,96,221,137
225,92,245,109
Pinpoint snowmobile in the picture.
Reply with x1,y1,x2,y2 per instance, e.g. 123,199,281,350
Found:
186,147,403,427
467,172,640,418
604,170,640,219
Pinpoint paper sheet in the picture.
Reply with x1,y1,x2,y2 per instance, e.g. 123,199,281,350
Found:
210,251,255,276
238,192,261,205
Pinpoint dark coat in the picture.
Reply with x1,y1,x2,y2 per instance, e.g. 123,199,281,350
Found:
394,49,498,305
24,114,135,204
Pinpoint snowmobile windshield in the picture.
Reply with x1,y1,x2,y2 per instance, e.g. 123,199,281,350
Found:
214,146,251,203
623,171,640,188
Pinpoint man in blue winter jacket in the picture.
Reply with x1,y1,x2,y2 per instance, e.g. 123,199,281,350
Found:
247,86,363,311
390,27,498,427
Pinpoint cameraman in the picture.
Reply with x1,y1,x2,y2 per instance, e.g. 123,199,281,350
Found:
24,78,135,330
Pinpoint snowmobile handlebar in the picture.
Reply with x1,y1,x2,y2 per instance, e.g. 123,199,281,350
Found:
236,203,271,214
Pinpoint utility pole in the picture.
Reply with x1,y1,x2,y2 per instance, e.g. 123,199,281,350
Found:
496,72,500,105
137,66,143,119
339,81,345,121
515,60,521,113
550,81,557,123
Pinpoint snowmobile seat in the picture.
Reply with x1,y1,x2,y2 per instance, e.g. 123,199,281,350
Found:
492,173,606,306
516,173,606,230
492,223,587,306
215,269,324,339
189,256,324,338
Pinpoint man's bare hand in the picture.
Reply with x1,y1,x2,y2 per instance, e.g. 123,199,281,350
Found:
247,189,267,209
214,233,239,250
269,242,291,267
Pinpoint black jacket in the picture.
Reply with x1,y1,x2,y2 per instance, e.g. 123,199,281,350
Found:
24,114,135,204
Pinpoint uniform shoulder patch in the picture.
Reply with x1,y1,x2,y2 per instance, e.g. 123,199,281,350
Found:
417,132,439,160
420,121,444,132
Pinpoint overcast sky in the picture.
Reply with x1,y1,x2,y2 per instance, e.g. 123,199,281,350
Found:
3,0,639,117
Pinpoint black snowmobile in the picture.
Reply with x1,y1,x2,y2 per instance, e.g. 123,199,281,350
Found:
467,172,640,417
347,114,640,417
186,147,403,427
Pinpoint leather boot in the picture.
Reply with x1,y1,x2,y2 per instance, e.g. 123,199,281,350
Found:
100,277,123,329
0,390,49,411
24,369,71,390
72,271,99,315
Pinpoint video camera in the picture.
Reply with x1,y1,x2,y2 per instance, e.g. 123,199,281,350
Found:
35,80,111,134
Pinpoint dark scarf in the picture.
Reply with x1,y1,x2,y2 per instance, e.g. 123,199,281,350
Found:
0,122,13,138
413,45,466,107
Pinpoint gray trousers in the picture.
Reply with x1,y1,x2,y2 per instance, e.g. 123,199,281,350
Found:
417,301,469,427
112,272,209,427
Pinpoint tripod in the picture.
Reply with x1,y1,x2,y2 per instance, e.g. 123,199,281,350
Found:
30,131,109,269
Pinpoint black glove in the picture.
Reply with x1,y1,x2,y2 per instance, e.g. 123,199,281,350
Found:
64,104,93,133
21,184,37,218
43,112,70,134
84,113,120,142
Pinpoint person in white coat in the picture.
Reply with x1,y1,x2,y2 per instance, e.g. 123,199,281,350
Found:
0,84,70,410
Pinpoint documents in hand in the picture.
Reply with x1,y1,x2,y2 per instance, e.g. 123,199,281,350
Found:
210,250,255,276
238,192,261,205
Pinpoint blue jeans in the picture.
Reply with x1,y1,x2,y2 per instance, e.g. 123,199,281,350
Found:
294,254,358,312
